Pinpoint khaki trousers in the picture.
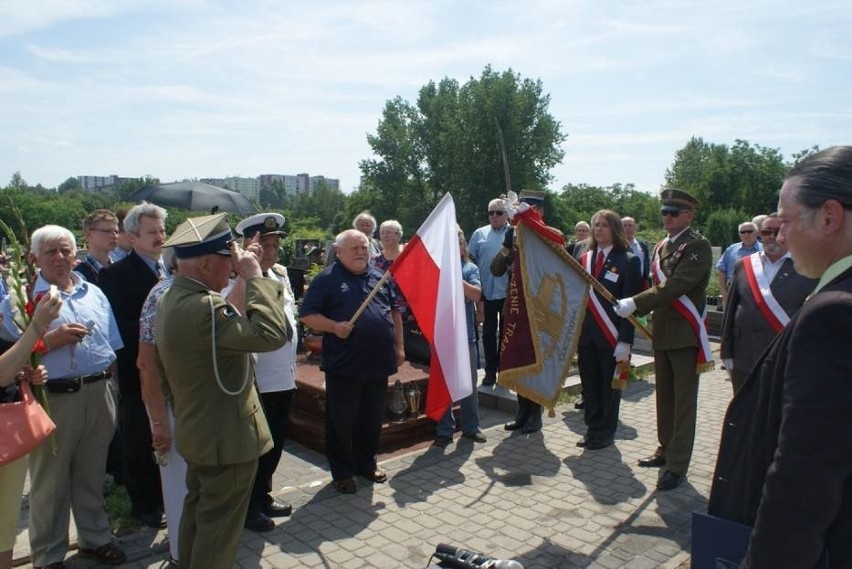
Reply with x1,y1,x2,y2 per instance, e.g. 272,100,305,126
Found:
179,459,257,569
28,380,116,567
653,347,699,476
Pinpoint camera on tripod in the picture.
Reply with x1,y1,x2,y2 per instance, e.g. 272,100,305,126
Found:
431,543,523,569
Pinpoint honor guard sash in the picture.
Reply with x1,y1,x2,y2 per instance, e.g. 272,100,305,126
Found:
652,241,714,372
582,250,618,348
741,252,789,333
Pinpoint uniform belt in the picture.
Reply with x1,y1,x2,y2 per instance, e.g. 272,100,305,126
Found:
46,371,112,394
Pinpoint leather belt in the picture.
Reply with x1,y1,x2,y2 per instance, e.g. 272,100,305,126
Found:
46,371,112,394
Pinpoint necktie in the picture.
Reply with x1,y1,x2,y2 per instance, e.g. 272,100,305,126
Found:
594,251,605,277
156,261,166,280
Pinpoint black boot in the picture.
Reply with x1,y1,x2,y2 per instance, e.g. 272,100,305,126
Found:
504,397,529,431
521,400,542,433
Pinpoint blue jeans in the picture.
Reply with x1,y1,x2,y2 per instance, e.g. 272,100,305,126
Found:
436,343,480,437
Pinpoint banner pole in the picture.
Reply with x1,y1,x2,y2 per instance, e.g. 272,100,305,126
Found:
348,270,393,326
534,231,654,343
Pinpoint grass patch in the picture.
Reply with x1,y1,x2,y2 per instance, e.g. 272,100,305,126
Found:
103,480,143,536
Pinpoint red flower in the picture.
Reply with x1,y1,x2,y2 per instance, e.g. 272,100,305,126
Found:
32,338,47,356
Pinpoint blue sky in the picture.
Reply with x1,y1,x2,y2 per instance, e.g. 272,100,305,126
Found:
2,0,851,194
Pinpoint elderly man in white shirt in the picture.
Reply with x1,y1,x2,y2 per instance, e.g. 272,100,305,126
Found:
225,213,298,533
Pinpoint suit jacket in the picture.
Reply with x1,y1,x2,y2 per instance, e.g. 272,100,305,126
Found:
579,248,642,348
632,228,712,350
708,266,852,568
720,256,817,376
155,275,291,465
99,251,159,396
631,239,651,286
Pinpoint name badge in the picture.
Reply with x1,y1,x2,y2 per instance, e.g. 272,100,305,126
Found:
605,271,620,283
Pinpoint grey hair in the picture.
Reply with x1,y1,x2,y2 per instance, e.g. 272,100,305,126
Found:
352,211,377,233
124,201,168,234
379,219,403,237
335,229,368,247
31,225,77,257
738,221,758,232
488,198,506,210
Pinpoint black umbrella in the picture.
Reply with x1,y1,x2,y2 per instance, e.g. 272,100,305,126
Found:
128,182,257,215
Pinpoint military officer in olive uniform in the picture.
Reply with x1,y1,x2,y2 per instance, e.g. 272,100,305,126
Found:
615,189,713,491
154,214,292,568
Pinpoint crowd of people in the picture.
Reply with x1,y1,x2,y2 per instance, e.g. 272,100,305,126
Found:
0,146,849,567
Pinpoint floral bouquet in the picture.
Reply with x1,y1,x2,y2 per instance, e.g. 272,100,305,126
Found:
0,200,55,450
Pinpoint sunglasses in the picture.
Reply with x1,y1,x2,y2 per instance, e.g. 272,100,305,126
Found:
488,211,505,216
739,229,755,234
661,209,681,218
760,228,779,237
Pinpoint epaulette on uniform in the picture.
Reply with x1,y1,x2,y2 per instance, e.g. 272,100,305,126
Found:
270,263,288,278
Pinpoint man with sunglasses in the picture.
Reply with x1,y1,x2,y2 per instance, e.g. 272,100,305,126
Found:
614,188,713,491
468,198,511,387
719,214,817,392
716,221,763,310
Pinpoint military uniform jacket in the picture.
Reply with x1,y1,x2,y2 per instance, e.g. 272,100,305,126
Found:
632,228,712,350
154,275,290,466
720,256,817,375
708,266,852,568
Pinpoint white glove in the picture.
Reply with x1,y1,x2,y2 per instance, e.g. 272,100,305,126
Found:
722,358,733,371
507,201,529,221
614,297,636,318
614,342,631,362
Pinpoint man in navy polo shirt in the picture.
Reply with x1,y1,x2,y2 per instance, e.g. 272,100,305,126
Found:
300,229,405,494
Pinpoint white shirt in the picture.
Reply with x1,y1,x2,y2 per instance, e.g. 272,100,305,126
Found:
760,251,791,284
222,266,297,393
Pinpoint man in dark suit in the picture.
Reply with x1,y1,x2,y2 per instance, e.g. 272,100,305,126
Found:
720,213,817,392
615,189,713,491
622,216,651,288
576,210,642,450
708,146,852,568
99,201,168,529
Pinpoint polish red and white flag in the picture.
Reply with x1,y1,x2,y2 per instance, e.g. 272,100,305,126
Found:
390,193,471,420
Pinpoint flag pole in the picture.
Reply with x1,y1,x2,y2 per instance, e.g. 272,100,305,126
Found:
532,229,653,342
348,270,393,326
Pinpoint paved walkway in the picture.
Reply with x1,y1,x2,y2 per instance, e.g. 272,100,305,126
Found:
13,364,733,568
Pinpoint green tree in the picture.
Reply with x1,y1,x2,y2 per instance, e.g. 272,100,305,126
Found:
360,66,566,236
57,177,83,194
704,208,747,250
665,137,788,226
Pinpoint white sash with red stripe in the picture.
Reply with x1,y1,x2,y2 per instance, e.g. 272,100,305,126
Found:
651,243,714,370
741,253,789,333
583,250,618,348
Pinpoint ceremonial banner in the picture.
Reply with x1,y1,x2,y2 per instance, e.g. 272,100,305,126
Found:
498,220,589,412
390,193,471,420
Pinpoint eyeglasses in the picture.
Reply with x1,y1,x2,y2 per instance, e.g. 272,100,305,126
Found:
739,230,755,235
760,228,779,237
488,211,505,216
661,209,681,218
90,228,119,235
